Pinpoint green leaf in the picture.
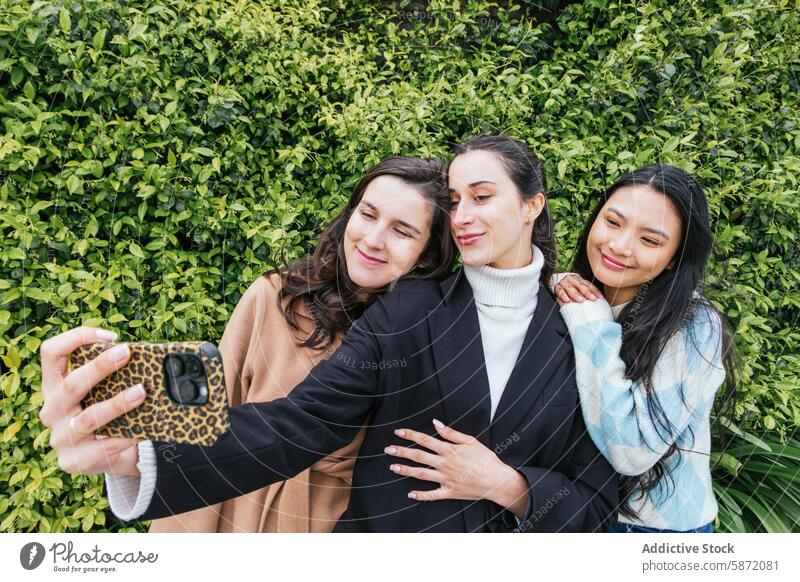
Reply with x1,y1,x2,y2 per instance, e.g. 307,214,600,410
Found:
557,159,567,179
11,67,23,86
128,21,148,42
10,468,29,486
92,29,107,52
3,369,21,395
726,488,789,533
66,174,83,195
25,336,41,352
740,430,773,452
129,242,145,258
59,9,71,34
3,421,22,442
3,345,20,369
33,428,50,449
191,147,215,157
0,512,16,532
663,136,680,153
23,81,35,100
711,451,741,477
6,247,25,260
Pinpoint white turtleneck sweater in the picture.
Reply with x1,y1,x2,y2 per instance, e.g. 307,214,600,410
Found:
463,245,544,420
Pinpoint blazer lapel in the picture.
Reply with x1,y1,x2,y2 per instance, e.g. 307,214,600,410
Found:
427,269,495,532
427,269,493,446
426,273,571,532
490,285,572,442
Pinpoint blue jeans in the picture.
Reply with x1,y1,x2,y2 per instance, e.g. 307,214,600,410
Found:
612,521,714,533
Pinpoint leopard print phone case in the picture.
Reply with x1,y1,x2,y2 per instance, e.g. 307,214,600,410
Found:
69,341,230,446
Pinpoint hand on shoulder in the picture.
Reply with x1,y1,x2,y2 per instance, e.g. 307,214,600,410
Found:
550,273,604,308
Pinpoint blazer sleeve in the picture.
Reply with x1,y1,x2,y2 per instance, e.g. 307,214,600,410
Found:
511,404,619,532
135,292,393,521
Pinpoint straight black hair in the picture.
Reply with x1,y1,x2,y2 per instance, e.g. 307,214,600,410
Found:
572,164,739,519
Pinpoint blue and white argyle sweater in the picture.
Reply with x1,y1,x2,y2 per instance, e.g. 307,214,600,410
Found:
554,279,726,530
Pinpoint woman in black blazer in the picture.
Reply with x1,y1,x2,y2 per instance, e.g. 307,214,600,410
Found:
48,135,619,532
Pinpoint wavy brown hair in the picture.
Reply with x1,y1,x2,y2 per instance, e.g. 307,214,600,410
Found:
265,156,457,349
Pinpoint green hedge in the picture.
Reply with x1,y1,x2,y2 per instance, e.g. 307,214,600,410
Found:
1,0,797,532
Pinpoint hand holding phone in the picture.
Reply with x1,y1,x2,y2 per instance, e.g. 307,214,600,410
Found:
69,340,230,446
38,327,145,477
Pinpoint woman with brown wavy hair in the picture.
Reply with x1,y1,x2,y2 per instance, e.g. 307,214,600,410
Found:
146,156,456,532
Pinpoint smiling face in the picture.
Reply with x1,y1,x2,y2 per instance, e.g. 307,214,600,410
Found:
343,174,433,292
587,184,683,305
448,150,544,269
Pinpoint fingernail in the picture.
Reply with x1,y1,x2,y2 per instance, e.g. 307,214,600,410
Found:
385,446,397,454
108,343,130,362
125,383,144,402
96,329,118,341
390,464,399,472
394,429,405,437
408,492,417,499
432,419,444,429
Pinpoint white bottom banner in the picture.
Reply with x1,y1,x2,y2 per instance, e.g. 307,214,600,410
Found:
4,533,799,581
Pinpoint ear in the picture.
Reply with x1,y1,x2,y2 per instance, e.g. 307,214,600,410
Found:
525,192,546,223
667,258,677,270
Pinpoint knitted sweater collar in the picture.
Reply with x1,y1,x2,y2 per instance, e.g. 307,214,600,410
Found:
611,300,632,319
463,245,544,309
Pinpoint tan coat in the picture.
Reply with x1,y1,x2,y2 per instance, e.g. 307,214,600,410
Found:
147,273,365,532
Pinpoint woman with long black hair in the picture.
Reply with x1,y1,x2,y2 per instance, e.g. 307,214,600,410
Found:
551,164,738,533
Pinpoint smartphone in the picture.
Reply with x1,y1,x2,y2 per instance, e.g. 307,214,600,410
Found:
69,341,230,446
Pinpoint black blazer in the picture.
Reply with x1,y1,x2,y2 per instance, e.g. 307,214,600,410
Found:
135,269,618,532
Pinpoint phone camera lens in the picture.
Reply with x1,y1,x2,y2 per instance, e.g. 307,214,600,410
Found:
177,380,198,403
163,353,208,405
184,356,203,376
165,355,183,379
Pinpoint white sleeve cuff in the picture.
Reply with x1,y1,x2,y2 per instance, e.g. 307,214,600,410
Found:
548,272,576,293
559,298,615,329
105,440,157,521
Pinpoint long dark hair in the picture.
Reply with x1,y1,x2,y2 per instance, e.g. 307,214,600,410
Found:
267,156,457,349
452,135,556,284
572,164,739,519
